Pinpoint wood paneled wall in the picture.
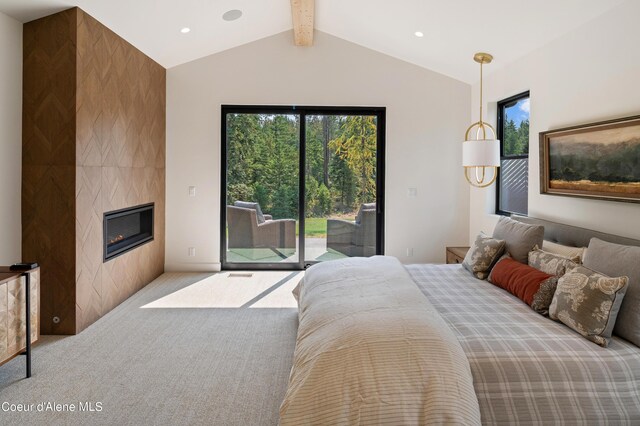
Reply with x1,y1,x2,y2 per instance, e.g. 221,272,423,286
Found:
23,8,166,334
23,9,77,335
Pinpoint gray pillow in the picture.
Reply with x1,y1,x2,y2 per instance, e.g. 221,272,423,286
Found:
583,238,640,347
550,264,628,347
234,201,266,223
492,216,544,264
462,232,506,280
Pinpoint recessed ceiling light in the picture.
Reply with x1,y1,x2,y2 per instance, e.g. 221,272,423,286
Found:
222,9,243,21
414,31,424,38
180,27,191,34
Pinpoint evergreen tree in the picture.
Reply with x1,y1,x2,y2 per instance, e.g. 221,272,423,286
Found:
504,118,519,155
518,119,530,154
226,113,261,203
329,154,356,212
305,176,319,217
329,116,377,205
226,112,378,218
317,184,332,216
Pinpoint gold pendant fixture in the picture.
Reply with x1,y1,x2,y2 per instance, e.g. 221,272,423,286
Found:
462,52,500,188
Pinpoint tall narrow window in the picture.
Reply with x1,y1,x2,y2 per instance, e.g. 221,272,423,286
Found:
497,92,530,216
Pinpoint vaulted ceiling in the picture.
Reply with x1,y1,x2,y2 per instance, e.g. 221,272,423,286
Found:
0,0,626,82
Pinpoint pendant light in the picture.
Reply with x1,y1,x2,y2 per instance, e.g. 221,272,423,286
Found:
462,52,500,187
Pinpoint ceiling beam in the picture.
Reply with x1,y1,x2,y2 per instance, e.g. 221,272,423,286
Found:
291,0,314,46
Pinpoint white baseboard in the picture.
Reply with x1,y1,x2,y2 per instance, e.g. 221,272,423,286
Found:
164,262,222,272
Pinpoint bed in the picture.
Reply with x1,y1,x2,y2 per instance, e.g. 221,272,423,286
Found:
407,263,640,424
280,217,640,425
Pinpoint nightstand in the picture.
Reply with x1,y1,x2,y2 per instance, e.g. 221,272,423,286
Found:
446,246,470,264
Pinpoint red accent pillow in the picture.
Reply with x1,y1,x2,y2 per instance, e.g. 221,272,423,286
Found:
488,256,558,314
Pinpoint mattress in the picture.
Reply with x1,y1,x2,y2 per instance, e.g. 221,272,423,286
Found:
406,263,640,425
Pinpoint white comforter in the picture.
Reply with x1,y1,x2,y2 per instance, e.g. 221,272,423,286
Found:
279,256,480,425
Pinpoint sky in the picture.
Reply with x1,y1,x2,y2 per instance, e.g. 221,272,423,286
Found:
504,98,530,126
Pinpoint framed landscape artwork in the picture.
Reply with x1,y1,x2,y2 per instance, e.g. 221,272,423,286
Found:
540,115,640,203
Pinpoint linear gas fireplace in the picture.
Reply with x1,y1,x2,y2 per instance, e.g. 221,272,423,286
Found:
103,203,154,262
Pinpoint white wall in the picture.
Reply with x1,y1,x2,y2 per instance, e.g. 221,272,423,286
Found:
0,12,22,264
166,30,470,271
470,0,640,241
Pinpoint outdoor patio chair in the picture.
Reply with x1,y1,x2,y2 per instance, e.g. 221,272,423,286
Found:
227,202,295,249
327,203,376,257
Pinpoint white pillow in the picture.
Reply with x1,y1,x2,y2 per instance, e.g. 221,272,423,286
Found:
542,240,586,262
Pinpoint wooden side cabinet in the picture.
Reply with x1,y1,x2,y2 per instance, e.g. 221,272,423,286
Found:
0,268,40,366
446,247,470,264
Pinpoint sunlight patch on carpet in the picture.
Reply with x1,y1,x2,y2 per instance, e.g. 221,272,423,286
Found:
140,271,301,309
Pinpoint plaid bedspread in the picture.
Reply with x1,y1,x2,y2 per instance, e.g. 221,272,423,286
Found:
406,263,640,425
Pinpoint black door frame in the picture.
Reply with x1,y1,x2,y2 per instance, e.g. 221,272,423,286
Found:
221,105,386,270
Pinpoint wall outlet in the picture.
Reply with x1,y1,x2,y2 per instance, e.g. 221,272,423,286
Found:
406,248,414,257
188,247,196,257
188,186,196,197
407,187,417,197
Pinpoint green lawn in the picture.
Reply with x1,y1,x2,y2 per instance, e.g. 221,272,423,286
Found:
297,216,356,238
301,217,328,237
226,216,356,239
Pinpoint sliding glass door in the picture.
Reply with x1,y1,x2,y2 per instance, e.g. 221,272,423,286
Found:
304,114,380,263
221,106,385,270
223,112,300,265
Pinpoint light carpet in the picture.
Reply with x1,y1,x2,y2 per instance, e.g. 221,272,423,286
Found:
0,271,302,425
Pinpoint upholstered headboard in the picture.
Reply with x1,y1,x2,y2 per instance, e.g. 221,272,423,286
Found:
511,215,640,248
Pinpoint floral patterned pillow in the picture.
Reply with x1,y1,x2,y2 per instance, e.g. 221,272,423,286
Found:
462,232,506,280
528,247,579,277
549,265,629,347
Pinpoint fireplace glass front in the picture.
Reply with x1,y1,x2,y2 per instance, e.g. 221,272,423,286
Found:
103,203,154,261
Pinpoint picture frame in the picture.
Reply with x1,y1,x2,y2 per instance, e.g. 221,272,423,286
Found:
539,115,640,203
